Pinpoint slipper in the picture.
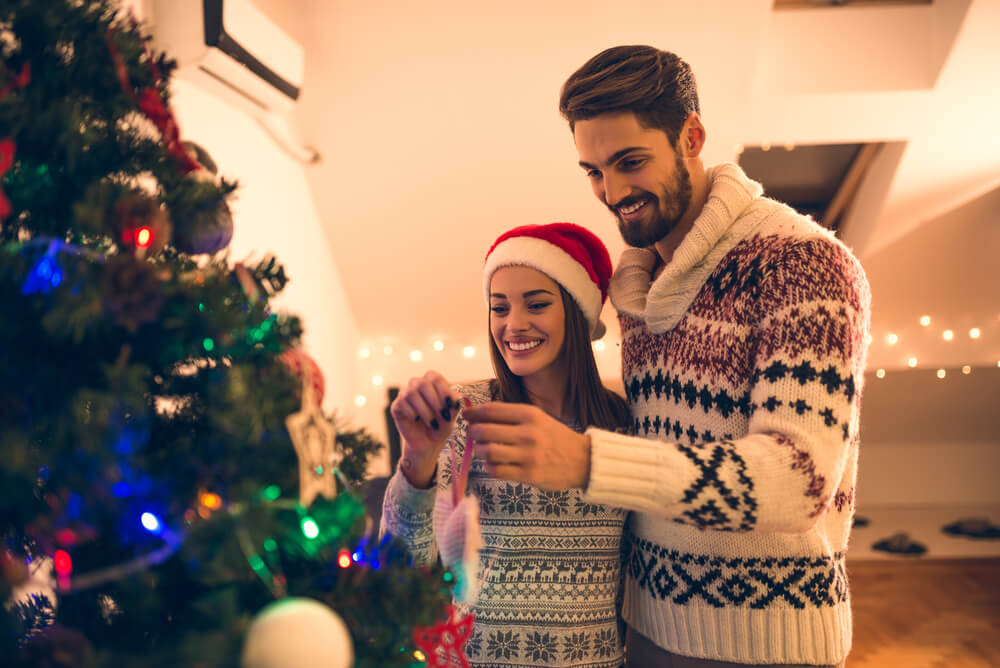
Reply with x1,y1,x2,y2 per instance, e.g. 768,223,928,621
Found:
941,517,1000,540
872,531,927,556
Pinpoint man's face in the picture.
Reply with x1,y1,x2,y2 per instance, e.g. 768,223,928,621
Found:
574,112,692,248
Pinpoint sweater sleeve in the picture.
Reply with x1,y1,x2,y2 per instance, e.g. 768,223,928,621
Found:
585,237,871,534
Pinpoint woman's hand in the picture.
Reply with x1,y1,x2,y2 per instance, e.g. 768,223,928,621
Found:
389,370,463,488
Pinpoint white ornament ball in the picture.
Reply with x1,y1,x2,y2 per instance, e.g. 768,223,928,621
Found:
241,597,353,668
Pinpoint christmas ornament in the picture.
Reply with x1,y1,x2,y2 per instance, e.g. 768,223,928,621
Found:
284,351,341,506
241,597,353,668
433,397,482,604
279,349,325,405
0,138,14,220
0,61,31,100
172,141,235,255
412,604,475,668
101,254,166,333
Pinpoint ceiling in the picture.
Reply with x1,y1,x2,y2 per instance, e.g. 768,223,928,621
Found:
251,0,998,386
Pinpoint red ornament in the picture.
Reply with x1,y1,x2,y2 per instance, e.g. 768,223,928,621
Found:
279,349,325,405
0,139,14,220
412,605,475,668
53,549,73,577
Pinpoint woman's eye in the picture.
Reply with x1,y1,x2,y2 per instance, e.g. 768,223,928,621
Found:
528,302,551,311
490,305,509,315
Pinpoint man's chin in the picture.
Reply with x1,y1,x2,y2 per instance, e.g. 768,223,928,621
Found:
618,217,668,248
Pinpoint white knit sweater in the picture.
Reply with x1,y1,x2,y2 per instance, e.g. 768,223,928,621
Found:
381,380,627,668
583,163,871,665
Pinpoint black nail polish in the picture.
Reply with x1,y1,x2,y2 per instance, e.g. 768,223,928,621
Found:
415,415,421,423
430,418,440,431
441,407,451,422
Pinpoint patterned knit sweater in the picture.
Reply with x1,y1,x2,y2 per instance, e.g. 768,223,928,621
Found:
582,163,871,665
381,380,627,668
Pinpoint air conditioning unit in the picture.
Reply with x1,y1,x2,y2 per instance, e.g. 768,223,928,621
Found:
151,0,302,114
150,0,317,161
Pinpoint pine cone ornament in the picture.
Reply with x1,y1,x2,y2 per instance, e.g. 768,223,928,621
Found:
102,254,166,333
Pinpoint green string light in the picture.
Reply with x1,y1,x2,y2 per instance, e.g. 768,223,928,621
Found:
263,538,277,552
301,517,319,539
202,337,215,352
198,302,204,312
261,485,280,501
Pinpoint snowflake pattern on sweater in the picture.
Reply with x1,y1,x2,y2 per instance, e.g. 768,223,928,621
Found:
381,380,626,668
583,163,870,666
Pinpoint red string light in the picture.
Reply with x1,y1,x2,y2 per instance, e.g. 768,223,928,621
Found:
135,226,153,248
53,549,73,576
337,549,352,569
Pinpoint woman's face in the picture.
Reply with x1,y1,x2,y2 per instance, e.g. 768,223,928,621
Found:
489,266,566,381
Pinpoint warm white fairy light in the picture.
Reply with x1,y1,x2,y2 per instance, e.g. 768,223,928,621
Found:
372,375,383,386
919,315,931,326
875,369,886,379
907,357,918,368
943,330,954,341
359,347,371,359
409,350,423,362
463,346,476,359
936,369,946,379
354,395,367,406
962,366,972,375
383,345,394,356
969,327,981,339
886,333,899,345
593,340,606,352
433,340,445,352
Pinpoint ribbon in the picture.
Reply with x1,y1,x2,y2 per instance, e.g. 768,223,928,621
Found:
104,25,201,174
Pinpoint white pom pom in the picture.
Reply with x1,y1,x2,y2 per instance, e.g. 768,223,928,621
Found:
241,597,353,668
434,494,483,604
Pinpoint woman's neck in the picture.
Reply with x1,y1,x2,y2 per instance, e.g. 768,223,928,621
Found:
521,364,571,422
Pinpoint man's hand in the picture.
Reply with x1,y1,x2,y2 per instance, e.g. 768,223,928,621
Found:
462,402,591,491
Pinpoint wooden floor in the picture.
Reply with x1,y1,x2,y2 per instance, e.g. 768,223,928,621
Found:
847,557,1000,667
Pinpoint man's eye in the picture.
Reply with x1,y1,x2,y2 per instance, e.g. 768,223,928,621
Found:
586,169,601,179
621,158,645,170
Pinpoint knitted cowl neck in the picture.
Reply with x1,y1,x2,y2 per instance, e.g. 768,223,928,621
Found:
608,162,766,333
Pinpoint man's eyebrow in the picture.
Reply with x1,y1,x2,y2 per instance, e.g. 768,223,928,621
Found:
579,146,648,170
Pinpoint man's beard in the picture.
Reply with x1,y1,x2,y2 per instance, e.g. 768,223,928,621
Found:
615,151,692,248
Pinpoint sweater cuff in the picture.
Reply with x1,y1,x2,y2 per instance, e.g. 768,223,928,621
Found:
385,468,438,515
583,428,678,514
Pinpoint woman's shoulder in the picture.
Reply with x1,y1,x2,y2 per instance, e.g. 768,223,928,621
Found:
450,378,495,407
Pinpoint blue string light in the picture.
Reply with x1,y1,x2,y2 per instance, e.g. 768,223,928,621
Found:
22,242,64,295
140,512,163,534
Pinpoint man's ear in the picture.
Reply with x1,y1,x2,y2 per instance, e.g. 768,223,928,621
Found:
682,112,706,157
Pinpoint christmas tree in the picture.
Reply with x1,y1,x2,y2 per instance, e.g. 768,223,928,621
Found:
0,1,455,665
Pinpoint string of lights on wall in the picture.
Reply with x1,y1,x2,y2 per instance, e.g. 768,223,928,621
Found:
351,314,997,407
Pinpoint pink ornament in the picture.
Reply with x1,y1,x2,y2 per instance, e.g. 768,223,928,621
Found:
279,349,325,405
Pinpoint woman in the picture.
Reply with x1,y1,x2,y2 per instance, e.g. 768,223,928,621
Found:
380,223,630,667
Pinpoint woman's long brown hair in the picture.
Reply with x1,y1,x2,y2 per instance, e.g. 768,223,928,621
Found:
488,284,630,432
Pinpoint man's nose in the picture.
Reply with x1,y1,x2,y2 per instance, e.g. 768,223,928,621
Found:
603,173,629,208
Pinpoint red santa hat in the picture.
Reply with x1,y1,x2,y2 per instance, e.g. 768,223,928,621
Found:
483,222,612,340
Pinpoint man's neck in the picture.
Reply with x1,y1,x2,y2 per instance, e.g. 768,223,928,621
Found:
654,159,709,267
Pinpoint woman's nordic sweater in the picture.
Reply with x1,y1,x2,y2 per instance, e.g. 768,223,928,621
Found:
583,163,871,666
381,380,627,668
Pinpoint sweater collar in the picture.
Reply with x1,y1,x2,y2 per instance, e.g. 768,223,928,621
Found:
608,162,766,332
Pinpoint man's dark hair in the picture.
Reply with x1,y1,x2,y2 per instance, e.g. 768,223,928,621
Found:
559,45,700,147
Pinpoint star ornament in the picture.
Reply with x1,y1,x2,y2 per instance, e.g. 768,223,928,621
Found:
285,385,343,507
412,605,475,668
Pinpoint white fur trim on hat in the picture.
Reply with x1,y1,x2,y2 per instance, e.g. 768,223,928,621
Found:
484,236,606,339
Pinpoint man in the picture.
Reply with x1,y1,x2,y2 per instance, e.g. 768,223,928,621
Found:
464,45,870,667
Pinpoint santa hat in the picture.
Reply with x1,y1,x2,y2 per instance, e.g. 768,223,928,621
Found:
483,222,612,340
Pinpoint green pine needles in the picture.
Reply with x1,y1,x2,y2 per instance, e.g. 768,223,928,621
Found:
0,1,452,665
